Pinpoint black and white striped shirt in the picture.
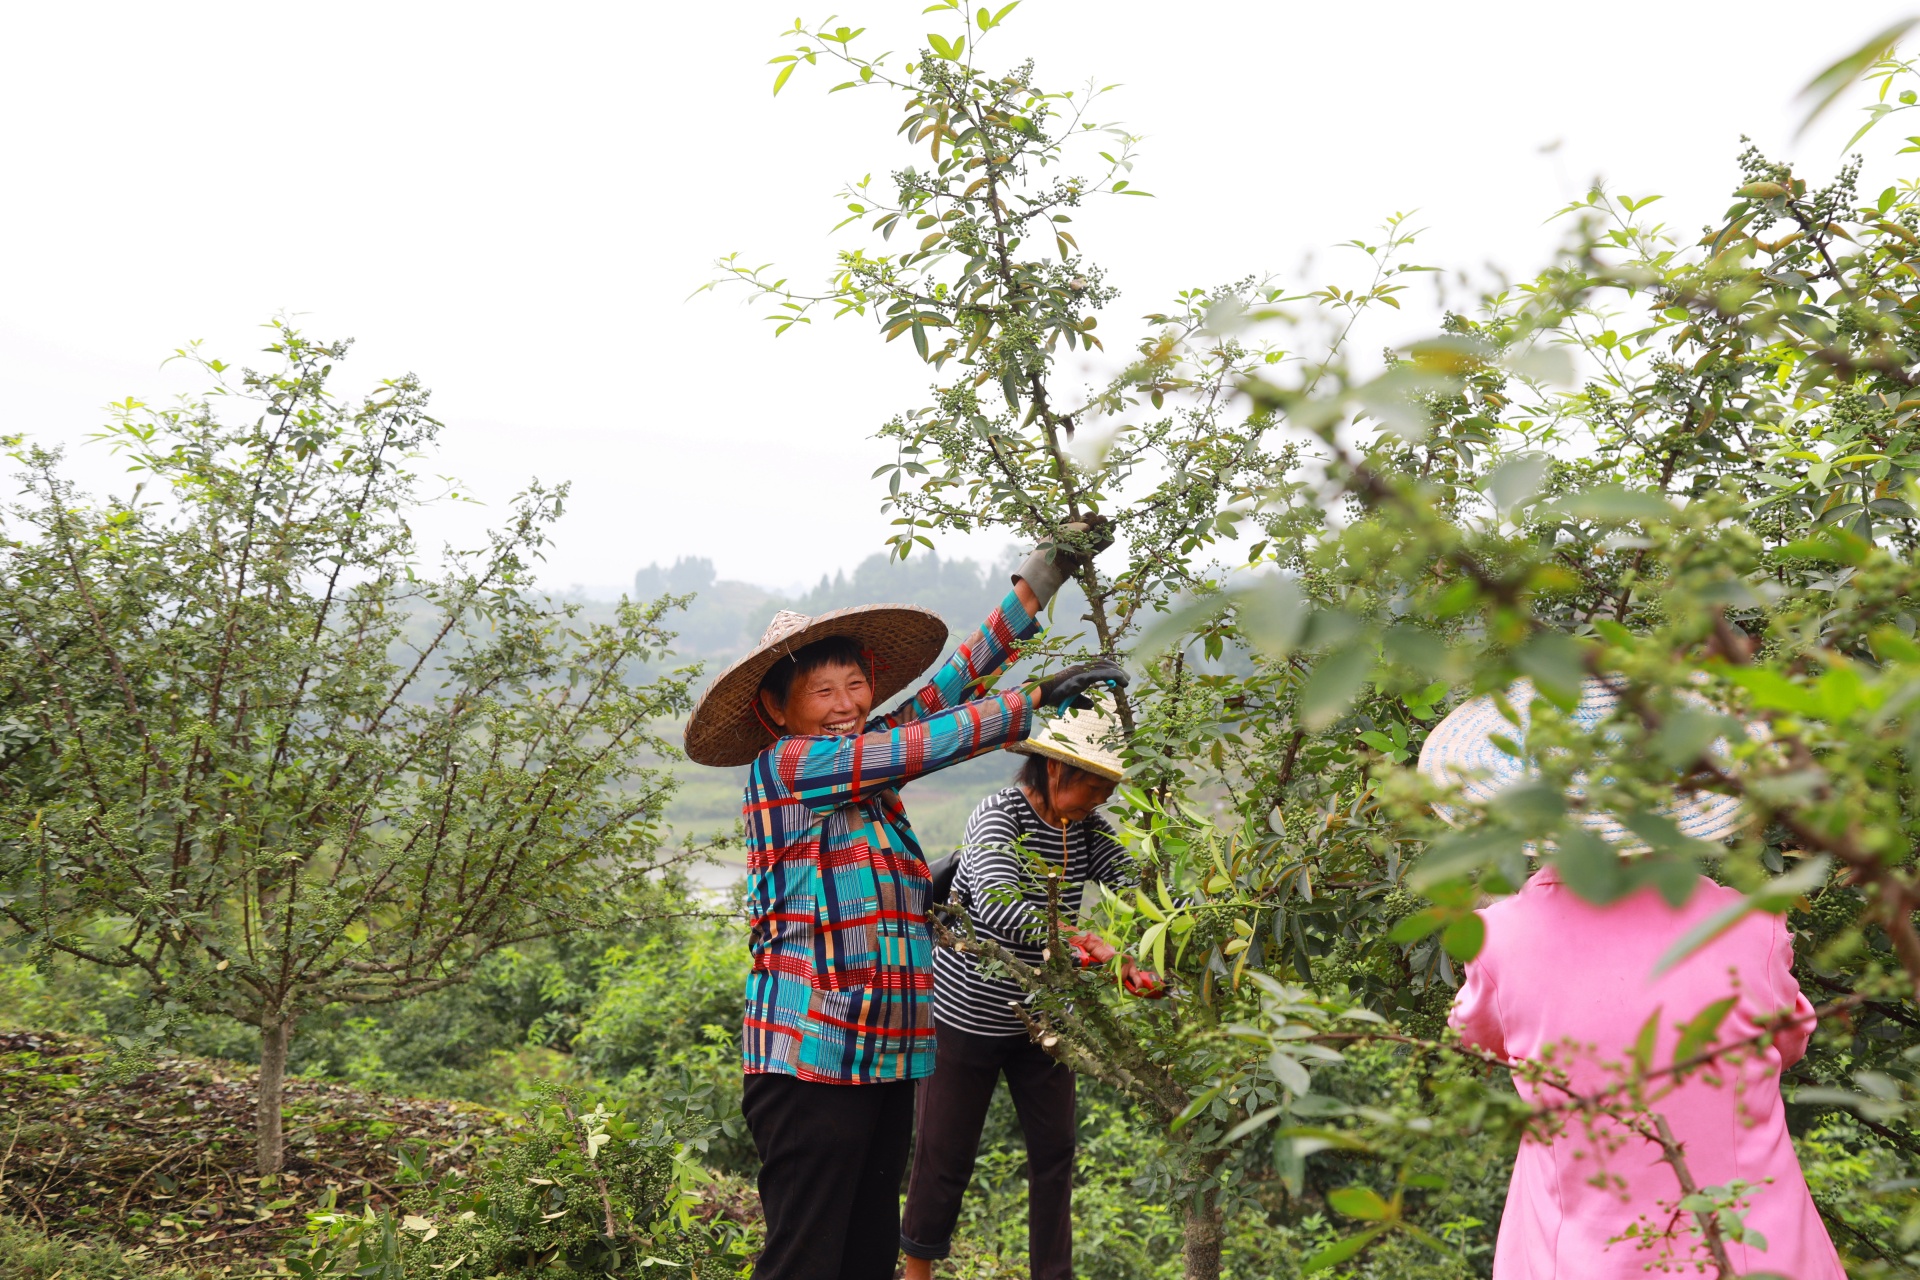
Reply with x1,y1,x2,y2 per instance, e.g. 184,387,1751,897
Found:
932,786,1139,1037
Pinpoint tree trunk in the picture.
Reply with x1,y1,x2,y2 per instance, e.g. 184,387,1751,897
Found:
1182,1154,1226,1280
256,1016,292,1176
1183,1190,1224,1280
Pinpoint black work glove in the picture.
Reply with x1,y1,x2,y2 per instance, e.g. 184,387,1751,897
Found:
1033,657,1129,711
1012,514,1115,607
1060,513,1116,571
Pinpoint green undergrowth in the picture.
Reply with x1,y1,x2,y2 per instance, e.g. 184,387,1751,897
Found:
0,1216,193,1280
0,1028,762,1280
0,1029,507,1276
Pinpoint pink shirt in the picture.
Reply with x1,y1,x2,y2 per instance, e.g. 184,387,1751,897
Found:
1450,865,1843,1279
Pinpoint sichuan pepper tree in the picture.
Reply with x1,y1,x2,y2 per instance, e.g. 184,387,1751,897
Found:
718,9,1920,1275
711,11,1465,1275
0,324,703,1176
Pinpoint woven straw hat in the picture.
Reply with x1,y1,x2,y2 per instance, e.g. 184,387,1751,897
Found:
683,604,950,767
1009,707,1126,782
1417,676,1748,846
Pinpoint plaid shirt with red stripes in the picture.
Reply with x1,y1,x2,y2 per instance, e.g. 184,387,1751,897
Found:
740,588,1039,1083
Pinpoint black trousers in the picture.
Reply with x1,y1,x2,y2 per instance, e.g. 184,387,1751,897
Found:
741,1073,917,1280
900,1022,1077,1280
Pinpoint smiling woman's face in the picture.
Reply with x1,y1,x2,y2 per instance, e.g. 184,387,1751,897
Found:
761,660,873,738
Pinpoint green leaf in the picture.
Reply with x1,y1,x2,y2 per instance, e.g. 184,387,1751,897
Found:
1591,618,1635,650
1486,452,1551,511
1554,827,1628,904
1652,856,1832,976
1272,1124,1373,1153
1777,528,1869,565
1672,996,1739,1065
1410,828,1525,890
1550,485,1676,523
1383,625,1448,678
1871,625,1920,665
772,62,797,95
1326,1186,1392,1221
1641,852,1703,909
1717,666,1824,717
1651,708,1739,770
1620,810,1723,864
1796,18,1919,136
1270,1052,1311,1095
1302,1227,1386,1272
1236,577,1307,658
1387,910,1445,943
1303,609,1364,649
1487,783,1564,835
1513,632,1585,709
1431,579,1479,619
1222,1105,1284,1144
1133,594,1229,660
1300,642,1374,729
1441,912,1485,961
1631,1006,1663,1076
1505,344,1575,385
1171,1081,1226,1132
1138,920,1168,974
1404,679,1450,719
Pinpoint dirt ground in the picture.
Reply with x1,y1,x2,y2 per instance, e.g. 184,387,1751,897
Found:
0,1030,503,1275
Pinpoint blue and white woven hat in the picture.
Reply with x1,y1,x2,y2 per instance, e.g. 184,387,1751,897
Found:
1416,676,1748,846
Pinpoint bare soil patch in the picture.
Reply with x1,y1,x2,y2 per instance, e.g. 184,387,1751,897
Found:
0,1030,503,1275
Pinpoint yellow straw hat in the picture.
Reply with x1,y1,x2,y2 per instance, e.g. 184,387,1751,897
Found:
1008,707,1126,783
683,604,949,768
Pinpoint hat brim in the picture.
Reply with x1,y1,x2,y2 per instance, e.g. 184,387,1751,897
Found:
683,603,951,767
1417,678,1749,847
1007,710,1126,783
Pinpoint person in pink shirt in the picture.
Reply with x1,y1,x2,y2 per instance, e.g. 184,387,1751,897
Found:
1421,680,1845,1279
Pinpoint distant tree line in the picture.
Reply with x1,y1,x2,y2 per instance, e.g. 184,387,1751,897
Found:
628,549,1081,665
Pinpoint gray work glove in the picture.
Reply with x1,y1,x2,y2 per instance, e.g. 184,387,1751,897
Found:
1033,658,1129,711
1011,514,1114,607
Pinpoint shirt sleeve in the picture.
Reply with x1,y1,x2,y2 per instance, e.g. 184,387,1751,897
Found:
1765,915,1816,1068
880,588,1039,729
1448,916,1505,1058
773,691,1035,814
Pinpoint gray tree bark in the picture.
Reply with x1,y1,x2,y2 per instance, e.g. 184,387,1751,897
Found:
256,1016,292,1176
1182,1154,1225,1280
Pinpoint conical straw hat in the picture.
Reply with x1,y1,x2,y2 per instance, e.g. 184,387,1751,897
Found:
1417,676,1748,846
1008,707,1126,782
683,603,950,767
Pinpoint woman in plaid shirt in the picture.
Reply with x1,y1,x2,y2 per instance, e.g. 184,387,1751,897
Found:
683,522,1122,1280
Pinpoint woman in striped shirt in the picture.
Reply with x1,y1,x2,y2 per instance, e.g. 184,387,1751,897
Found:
902,710,1163,1280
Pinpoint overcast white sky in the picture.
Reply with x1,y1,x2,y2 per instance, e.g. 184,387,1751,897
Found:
1,1,1912,595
